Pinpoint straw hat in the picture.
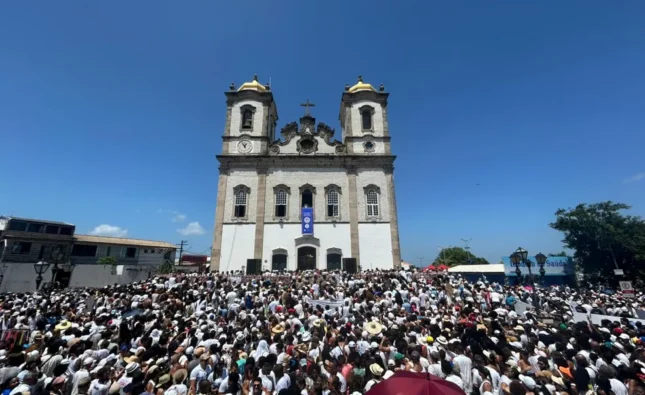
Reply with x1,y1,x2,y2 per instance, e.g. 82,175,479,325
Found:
155,374,171,388
436,336,448,346
365,321,383,335
173,369,188,384
55,320,72,331
551,376,565,387
313,319,326,328
369,363,384,376
272,324,285,334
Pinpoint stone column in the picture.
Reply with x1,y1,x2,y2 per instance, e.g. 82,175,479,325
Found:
210,169,229,272
347,166,361,264
253,167,268,260
385,166,401,268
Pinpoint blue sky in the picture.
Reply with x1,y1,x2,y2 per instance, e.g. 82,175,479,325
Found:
1,1,644,264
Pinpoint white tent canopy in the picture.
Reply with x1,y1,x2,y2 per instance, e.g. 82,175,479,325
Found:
448,264,504,273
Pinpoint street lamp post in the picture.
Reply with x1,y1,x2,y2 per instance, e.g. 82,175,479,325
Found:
50,250,65,289
33,261,51,291
535,252,547,286
515,247,532,283
510,252,522,285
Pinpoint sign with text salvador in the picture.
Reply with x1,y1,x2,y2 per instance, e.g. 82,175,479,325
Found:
501,256,573,276
301,207,314,235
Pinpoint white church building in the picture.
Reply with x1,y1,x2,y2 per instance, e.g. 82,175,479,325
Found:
210,76,401,273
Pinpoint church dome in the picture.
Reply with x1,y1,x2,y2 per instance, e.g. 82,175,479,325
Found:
347,75,376,93
237,75,267,92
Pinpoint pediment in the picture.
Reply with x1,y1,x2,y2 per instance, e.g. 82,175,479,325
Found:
269,121,345,155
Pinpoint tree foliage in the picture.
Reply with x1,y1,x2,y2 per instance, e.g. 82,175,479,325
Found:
159,260,175,274
97,256,118,266
433,247,490,267
550,201,645,284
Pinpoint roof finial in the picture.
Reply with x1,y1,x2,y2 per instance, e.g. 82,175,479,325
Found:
357,75,363,82
379,83,385,92
345,84,350,91
253,74,259,81
229,82,236,91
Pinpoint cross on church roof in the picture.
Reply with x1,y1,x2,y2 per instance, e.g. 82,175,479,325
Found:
300,99,315,116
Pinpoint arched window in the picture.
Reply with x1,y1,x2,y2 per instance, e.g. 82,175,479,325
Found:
242,109,253,129
301,189,313,208
326,189,339,217
360,105,374,131
366,189,379,217
361,109,372,130
324,185,341,218
233,186,249,218
275,189,287,218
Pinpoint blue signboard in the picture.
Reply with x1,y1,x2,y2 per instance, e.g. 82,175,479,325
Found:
501,256,573,276
301,207,314,235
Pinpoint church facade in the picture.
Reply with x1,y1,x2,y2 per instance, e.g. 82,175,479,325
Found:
210,76,401,273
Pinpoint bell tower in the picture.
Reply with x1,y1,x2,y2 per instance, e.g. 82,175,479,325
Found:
339,76,390,155
222,75,278,155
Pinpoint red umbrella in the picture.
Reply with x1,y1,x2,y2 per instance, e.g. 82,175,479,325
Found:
366,371,465,395
437,264,449,271
424,265,437,272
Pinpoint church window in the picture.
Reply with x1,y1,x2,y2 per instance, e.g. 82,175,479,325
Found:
359,105,375,131
233,186,250,218
240,105,256,131
324,184,341,219
362,110,372,130
301,189,313,208
327,190,339,217
242,110,253,129
299,185,316,216
275,189,287,218
366,189,379,217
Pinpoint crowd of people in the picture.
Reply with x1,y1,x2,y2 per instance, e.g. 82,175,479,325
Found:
0,268,644,395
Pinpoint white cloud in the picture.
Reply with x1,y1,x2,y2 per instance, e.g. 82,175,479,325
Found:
624,172,645,183
177,222,205,236
159,209,187,222
172,214,187,222
90,224,128,237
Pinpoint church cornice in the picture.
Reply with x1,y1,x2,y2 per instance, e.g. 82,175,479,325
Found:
225,90,274,105
216,154,396,171
222,135,270,141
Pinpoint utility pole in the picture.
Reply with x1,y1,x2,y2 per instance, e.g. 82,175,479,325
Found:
177,240,188,266
461,238,472,264
417,257,424,267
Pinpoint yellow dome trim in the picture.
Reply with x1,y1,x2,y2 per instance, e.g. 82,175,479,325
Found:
348,75,376,93
237,75,267,92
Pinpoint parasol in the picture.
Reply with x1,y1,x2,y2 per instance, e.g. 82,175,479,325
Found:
365,371,465,395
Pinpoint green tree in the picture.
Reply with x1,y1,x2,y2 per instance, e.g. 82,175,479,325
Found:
159,260,174,274
97,256,118,266
433,247,490,267
550,201,645,284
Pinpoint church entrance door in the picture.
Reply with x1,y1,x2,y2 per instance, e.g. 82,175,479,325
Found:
272,254,287,272
297,247,316,271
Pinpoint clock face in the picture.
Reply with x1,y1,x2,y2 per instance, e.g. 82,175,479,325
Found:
237,140,252,153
